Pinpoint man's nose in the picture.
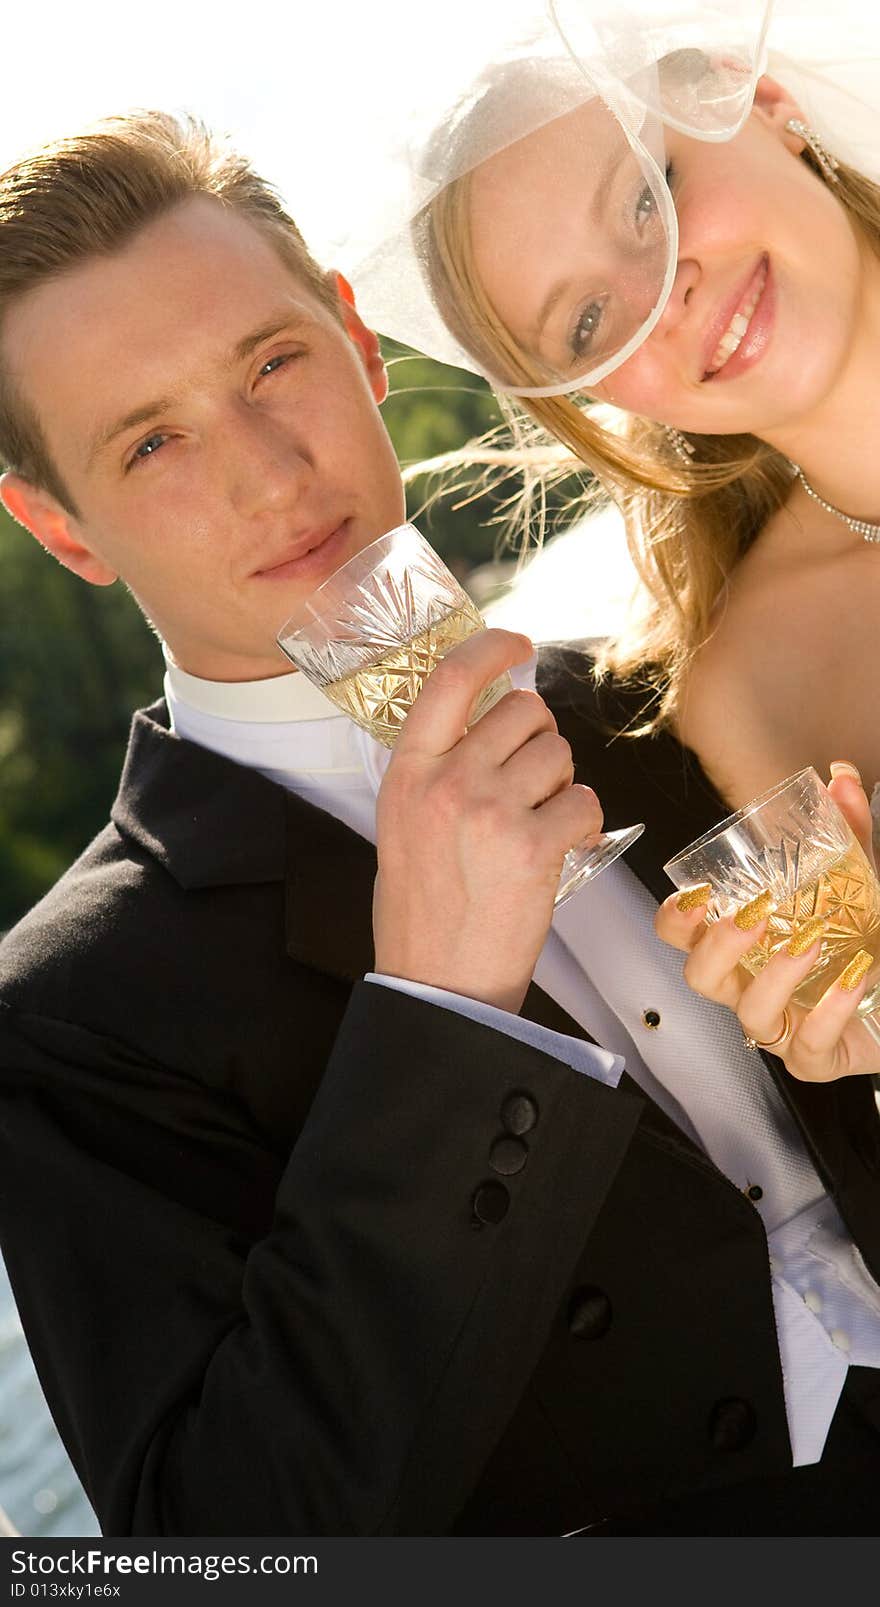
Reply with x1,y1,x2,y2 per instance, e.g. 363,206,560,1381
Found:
225,403,313,518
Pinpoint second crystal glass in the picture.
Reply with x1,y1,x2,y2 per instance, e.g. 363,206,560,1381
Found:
664,766,880,1042
276,523,644,906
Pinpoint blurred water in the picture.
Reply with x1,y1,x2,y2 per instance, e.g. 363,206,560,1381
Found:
0,1255,99,1538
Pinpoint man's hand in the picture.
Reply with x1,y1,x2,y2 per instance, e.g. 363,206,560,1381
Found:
655,766,880,1082
373,628,602,1015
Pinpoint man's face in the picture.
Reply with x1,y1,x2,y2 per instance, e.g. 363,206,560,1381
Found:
2,196,406,679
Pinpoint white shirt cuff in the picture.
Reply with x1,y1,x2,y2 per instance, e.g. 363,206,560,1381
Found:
365,974,624,1087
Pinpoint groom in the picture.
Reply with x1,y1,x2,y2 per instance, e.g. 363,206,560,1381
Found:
1,111,880,1538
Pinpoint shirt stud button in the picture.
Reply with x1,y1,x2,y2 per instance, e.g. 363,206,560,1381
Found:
803,1289,823,1314
831,1328,851,1352
642,1009,661,1030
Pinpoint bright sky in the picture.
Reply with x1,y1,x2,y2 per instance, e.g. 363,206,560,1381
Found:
0,0,542,262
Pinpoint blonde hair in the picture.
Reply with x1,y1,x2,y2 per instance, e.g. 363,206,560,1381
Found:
0,110,339,513
422,143,880,729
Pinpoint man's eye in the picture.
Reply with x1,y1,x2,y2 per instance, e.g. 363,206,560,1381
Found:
259,351,304,378
128,433,168,469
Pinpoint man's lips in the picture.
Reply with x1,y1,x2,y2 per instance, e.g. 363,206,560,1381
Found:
700,255,771,381
252,519,350,581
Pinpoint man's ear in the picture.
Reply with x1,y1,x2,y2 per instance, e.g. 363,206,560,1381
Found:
330,270,389,405
0,472,118,586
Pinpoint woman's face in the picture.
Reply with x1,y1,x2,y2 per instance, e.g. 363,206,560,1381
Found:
466,76,868,440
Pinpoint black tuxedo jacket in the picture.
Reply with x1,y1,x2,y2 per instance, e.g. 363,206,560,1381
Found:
1,647,879,1537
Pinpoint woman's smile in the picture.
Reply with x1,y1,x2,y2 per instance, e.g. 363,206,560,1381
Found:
702,254,772,381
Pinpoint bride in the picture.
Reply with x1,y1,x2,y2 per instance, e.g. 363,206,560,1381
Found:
327,0,880,1077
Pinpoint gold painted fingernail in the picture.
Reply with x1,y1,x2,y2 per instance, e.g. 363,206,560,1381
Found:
734,890,776,931
676,882,712,913
829,760,863,786
785,914,830,957
838,949,874,992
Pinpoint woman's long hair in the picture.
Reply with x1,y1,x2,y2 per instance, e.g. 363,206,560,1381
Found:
420,145,880,729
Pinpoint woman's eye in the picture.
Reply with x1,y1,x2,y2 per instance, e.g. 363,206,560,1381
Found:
570,300,605,361
635,161,675,229
128,433,168,469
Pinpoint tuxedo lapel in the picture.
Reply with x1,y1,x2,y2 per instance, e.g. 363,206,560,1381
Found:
112,698,379,982
283,789,378,982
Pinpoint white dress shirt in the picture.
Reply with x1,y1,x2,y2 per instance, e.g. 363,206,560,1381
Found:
164,652,880,1466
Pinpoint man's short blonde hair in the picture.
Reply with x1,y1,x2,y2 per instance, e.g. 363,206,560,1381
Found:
0,110,339,512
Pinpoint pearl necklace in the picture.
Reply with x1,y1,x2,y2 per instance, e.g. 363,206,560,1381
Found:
791,464,880,544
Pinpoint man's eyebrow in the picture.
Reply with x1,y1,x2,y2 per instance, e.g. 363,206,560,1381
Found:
231,313,310,365
87,399,175,470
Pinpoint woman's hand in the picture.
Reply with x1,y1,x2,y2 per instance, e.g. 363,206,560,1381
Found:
656,764,880,1083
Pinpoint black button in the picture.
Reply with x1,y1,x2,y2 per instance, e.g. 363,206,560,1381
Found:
489,1136,528,1176
642,1009,661,1030
708,1397,756,1452
472,1180,510,1226
747,1184,763,1202
500,1092,539,1136
568,1286,613,1341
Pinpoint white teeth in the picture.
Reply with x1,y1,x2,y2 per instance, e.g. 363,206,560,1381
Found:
708,262,767,375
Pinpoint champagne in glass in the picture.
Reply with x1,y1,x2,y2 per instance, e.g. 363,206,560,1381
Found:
277,523,645,906
318,597,507,747
737,836,880,1011
664,767,880,1037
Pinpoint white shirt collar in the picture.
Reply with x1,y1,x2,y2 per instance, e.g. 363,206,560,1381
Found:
161,648,390,821
163,654,340,724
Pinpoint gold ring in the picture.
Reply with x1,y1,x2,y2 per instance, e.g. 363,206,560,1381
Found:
743,1008,793,1053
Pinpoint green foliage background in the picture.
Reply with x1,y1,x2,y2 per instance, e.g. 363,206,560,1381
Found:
0,343,503,929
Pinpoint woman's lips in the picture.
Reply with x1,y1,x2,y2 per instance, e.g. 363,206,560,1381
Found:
253,519,351,583
702,257,774,384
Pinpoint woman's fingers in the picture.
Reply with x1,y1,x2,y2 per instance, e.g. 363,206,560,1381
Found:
654,885,713,953
734,930,828,1048
680,904,775,1012
827,763,877,868
777,951,879,1082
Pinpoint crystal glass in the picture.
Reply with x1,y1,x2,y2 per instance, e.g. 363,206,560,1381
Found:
276,523,644,906
664,766,880,1043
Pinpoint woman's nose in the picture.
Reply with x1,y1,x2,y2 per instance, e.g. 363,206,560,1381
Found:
654,258,701,336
